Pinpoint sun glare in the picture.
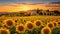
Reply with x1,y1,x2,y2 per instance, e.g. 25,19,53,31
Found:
20,5,31,11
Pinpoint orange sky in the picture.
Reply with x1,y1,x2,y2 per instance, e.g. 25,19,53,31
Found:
0,3,60,12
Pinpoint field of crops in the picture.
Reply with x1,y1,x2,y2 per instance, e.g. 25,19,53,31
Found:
0,16,60,34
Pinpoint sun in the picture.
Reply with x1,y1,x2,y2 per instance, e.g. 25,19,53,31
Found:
20,5,31,11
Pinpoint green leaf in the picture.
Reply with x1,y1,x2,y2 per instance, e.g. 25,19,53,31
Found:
51,27,60,34
10,27,16,34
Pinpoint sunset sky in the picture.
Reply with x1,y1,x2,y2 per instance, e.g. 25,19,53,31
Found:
0,0,60,12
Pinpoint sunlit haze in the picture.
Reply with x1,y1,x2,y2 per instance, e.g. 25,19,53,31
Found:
0,0,60,12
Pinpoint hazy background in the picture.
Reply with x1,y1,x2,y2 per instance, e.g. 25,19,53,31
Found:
0,0,60,12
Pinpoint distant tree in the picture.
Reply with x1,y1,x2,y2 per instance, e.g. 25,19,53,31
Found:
54,10,60,16
19,11,24,16
46,9,50,15
46,9,49,12
0,14,3,17
36,8,43,15
39,12,43,15
36,8,40,13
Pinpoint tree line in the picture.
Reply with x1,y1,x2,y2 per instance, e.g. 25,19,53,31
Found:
0,8,60,17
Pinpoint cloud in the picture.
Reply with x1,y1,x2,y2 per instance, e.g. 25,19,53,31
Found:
0,1,60,7
45,2,60,7
45,4,60,7
0,0,60,6
49,2,60,4
0,1,60,12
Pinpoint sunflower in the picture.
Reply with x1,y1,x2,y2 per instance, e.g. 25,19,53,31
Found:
25,21,34,31
34,20,43,28
41,27,51,34
0,20,2,23
31,18,34,23
47,22,54,29
15,19,18,22
52,21,58,27
0,28,10,34
4,19,15,28
16,24,25,33
58,21,60,25
57,21,60,28
23,19,26,23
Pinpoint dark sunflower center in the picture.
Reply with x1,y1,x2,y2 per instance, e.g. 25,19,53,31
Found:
18,26,24,31
15,20,17,22
24,20,26,22
0,20,2,22
53,23,56,26
58,22,60,25
43,29,50,34
1,30,8,34
48,24,53,28
6,20,13,26
36,21,41,26
27,23,33,29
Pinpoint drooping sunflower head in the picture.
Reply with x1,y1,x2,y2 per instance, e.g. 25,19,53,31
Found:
4,19,15,28
41,27,51,34
34,20,43,28
0,28,10,34
25,21,34,31
47,22,54,29
16,24,25,33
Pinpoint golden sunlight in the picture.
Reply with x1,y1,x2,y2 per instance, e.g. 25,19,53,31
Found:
20,5,31,11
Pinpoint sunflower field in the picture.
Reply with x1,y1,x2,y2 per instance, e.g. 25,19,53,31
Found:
0,16,60,34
